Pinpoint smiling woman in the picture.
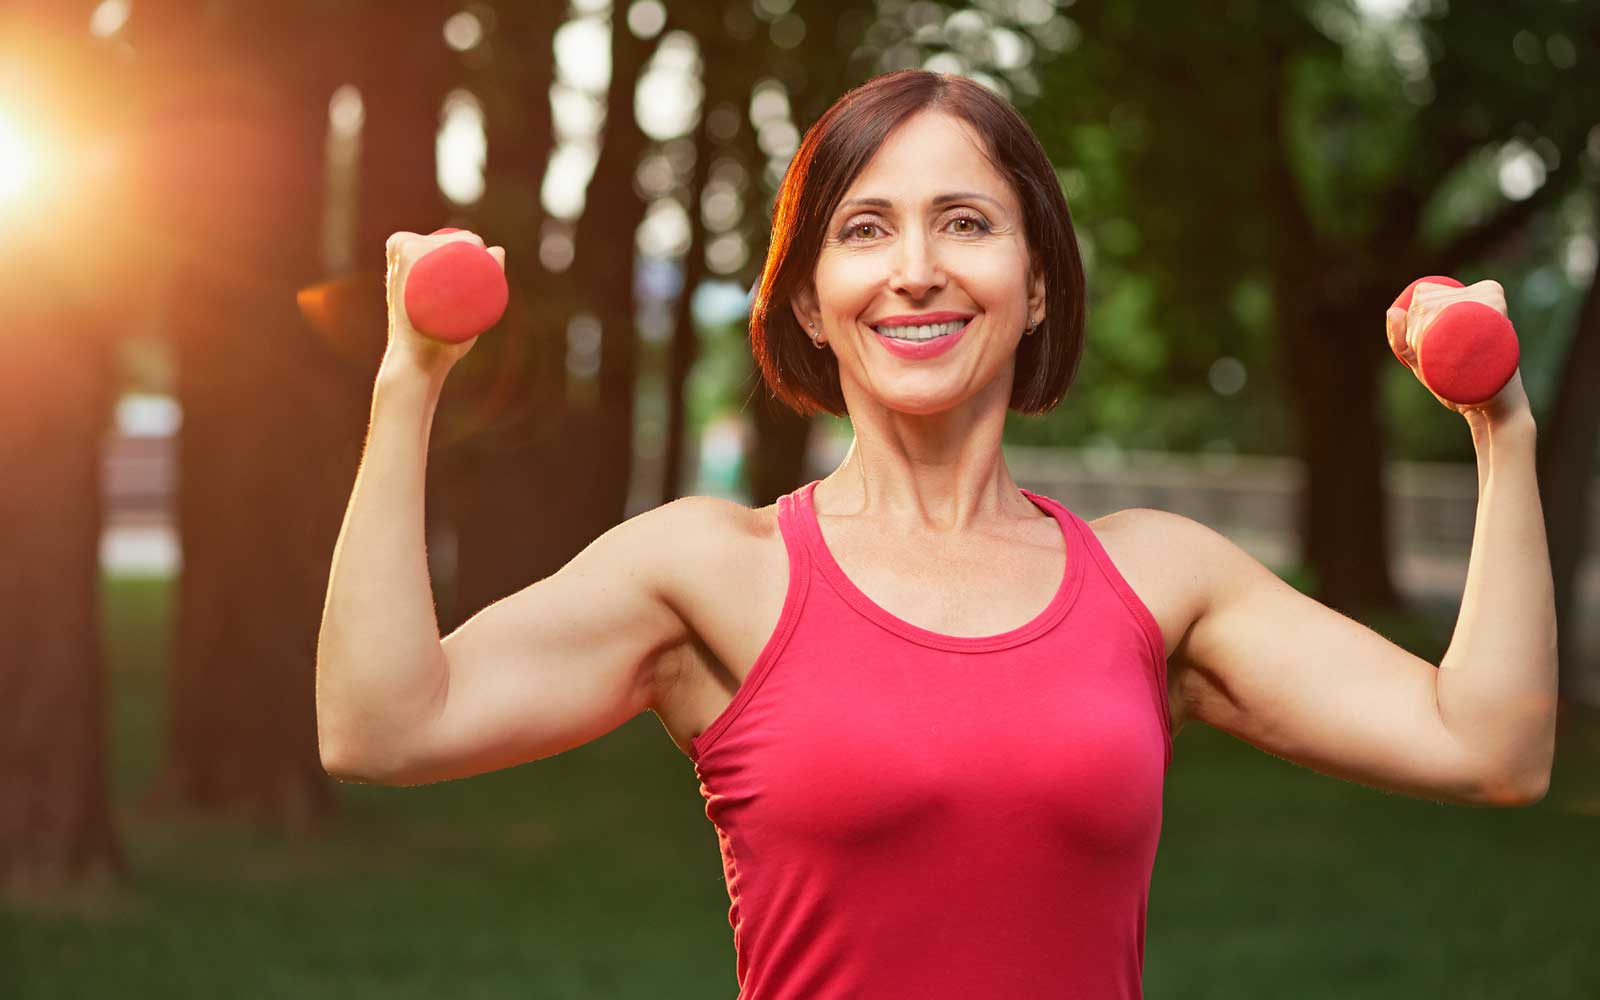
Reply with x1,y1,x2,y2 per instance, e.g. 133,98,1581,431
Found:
749,68,1086,418
318,60,1556,1000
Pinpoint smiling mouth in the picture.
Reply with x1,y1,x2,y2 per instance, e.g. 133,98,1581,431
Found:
871,319,969,341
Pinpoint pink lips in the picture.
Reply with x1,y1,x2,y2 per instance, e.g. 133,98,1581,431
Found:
873,316,972,360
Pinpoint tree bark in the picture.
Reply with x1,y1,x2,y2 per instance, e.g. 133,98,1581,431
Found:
1536,186,1600,707
0,1,127,899
1257,32,1402,615
442,1,575,631
135,3,357,833
565,13,658,537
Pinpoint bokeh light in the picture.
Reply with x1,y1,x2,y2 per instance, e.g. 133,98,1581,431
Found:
0,110,38,203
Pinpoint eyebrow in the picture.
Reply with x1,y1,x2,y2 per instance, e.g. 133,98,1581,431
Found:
835,192,1005,214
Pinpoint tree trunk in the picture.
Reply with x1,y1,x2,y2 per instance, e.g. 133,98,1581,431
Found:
1275,285,1405,613
137,6,357,833
0,1,127,899
1536,186,1600,707
442,1,575,630
0,302,125,895
659,98,712,503
565,13,657,537
343,0,470,629
1260,38,1401,615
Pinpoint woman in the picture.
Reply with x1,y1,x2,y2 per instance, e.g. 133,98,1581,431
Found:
317,70,1558,998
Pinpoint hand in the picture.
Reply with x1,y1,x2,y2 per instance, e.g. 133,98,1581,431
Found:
381,229,507,378
1385,278,1531,424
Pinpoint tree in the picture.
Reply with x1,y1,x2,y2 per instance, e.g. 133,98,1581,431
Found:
0,2,128,894
1538,185,1600,706
133,1,363,831
1030,0,1598,620
439,1,595,632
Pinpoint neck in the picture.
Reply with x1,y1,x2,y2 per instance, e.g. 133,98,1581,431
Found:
814,379,1033,531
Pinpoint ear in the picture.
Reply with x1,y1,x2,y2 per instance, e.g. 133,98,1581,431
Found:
789,280,820,333
1026,261,1046,329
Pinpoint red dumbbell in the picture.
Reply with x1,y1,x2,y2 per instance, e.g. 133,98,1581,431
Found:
1389,275,1519,406
402,227,509,343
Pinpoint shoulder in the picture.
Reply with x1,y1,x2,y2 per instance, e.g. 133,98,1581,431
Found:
1093,506,1274,597
1092,505,1266,599
624,494,763,563
1087,506,1244,566
1078,505,1228,647
1085,506,1225,577
627,495,785,714
646,493,775,549
629,494,781,604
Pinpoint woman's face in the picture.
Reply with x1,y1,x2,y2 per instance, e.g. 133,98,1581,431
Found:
793,109,1045,417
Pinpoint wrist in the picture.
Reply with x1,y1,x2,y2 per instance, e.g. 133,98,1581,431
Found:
1466,404,1535,445
376,351,452,395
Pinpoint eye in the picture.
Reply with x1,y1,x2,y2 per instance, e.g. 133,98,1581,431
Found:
839,220,881,241
948,213,990,234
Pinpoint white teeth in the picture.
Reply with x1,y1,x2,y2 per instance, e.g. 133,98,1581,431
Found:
874,320,967,341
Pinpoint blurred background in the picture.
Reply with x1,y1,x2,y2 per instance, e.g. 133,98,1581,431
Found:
2,0,1597,996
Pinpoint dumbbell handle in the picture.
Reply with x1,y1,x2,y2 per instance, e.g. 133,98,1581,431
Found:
1390,275,1518,407
402,227,509,344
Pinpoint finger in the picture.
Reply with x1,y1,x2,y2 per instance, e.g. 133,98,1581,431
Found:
487,246,506,270
1467,278,1509,315
1386,306,1413,366
1409,284,1454,333
386,231,420,259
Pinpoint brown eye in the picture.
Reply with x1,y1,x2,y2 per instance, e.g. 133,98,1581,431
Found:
852,223,878,239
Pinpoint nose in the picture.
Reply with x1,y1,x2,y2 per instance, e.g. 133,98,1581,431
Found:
888,228,945,299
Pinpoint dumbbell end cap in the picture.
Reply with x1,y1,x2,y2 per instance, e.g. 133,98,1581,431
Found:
1417,301,1519,405
404,242,509,343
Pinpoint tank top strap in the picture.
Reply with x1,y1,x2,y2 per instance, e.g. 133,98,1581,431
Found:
687,484,813,761
1030,492,1173,767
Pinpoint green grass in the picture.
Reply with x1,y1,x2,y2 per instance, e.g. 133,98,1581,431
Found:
2,573,1596,998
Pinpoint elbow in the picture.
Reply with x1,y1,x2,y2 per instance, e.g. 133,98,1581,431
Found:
319,744,370,783
319,736,396,786
1474,766,1551,808
1515,766,1552,806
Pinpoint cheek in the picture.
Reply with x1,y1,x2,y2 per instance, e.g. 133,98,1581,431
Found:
814,256,880,313
951,248,1029,302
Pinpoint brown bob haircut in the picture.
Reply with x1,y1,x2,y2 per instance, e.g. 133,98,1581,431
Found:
749,69,1086,418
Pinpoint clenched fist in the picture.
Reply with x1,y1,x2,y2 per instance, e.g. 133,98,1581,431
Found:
1385,278,1528,422
382,228,507,378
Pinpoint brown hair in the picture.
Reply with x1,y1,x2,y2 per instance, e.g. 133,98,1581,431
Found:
749,69,1086,417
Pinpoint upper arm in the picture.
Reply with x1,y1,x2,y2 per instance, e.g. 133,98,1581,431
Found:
379,496,724,786
1159,511,1508,806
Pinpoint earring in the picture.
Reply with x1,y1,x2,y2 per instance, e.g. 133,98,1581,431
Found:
809,321,825,349
1025,318,1037,336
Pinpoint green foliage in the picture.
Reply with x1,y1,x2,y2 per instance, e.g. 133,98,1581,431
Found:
1001,0,1597,465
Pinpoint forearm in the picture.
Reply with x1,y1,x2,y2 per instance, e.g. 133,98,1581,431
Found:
1437,409,1558,800
316,362,452,777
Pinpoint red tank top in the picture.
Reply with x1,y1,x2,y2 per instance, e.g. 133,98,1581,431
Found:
689,478,1172,999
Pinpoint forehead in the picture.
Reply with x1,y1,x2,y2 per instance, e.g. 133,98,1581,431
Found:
838,110,1011,209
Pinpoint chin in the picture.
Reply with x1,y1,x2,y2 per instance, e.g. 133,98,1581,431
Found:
876,388,966,417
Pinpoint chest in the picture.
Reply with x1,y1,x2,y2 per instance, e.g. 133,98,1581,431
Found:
652,508,1197,759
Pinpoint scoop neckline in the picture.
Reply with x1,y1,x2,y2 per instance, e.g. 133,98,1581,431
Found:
796,479,1084,652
